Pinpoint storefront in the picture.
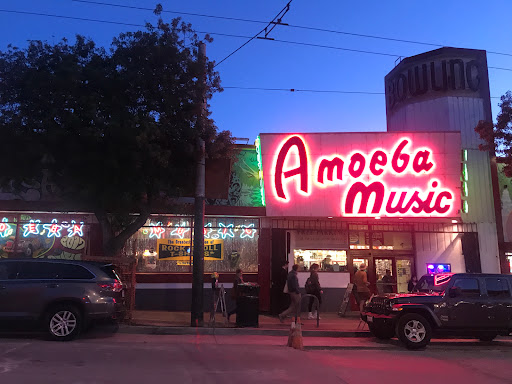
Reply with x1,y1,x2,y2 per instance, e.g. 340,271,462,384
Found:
257,130,484,311
0,47,507,314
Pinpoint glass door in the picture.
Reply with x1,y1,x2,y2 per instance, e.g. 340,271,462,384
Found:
396,258,413,293
374,258,394,294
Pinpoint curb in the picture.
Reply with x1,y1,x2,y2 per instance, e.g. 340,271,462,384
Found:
119,324,371,338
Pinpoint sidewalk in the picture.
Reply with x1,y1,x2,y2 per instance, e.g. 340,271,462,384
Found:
124,310,370,337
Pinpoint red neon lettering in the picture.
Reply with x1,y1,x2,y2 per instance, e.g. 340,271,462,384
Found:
344,182,385,214
386,191,414,214
317,157,344,184
369,151,387,176
412,150,434,173
348,153,366,178
0,223,6,232
274,136,309,200
433,191,453,213
391,139,410,173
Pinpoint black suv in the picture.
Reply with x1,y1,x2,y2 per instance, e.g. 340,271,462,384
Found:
0,259,125,340
363,273,512,349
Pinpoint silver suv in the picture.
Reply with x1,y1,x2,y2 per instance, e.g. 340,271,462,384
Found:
0,259,125,340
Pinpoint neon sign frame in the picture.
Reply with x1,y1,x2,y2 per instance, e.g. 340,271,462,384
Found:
267,134,458,218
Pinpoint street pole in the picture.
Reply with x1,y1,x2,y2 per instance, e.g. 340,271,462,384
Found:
191,42,206,327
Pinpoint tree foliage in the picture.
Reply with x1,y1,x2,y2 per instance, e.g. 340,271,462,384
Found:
0,14,233,257
475,91,512,175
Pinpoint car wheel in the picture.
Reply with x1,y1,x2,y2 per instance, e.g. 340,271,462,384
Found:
479,333,497,342
396,313,432,350
45,305,82,341
368,323,395,339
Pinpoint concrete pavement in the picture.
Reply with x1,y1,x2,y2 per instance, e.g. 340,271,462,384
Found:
0,329,511,384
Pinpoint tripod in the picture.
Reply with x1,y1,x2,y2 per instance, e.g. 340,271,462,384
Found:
209,284,228,326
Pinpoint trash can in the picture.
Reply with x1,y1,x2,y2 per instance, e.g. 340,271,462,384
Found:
236,283,260,327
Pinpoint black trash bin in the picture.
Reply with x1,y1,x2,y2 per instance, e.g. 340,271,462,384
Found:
236,283,260,327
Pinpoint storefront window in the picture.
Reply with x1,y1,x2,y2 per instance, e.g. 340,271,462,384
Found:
349,232,369,249
294,249,347,272
4,214,89,260
371,232,413,250
129,216,259,273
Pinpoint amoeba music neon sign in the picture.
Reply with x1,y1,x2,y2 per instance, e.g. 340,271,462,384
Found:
261,133,461,218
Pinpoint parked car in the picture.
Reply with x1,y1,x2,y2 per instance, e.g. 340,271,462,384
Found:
362,273,512,349
0,259,125,340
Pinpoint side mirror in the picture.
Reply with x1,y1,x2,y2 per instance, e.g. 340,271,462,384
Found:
448,287,460,298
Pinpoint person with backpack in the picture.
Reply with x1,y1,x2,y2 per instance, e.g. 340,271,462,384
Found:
306,263,322,319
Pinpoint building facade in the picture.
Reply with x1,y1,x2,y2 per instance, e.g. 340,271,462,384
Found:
0,47,509,314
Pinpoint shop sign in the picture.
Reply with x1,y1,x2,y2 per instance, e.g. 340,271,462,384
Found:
259,132,461,218
157,239,224,261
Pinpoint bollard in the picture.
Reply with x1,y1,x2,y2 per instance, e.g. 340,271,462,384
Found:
287,321,304,350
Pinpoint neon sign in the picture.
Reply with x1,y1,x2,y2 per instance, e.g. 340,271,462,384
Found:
264,133,460,218
21,218,85,238
217,223,235,239
149,222,166,239
23,220,41,237
240,223,257,239
42,219,63,238
170,224,190,239
0,218,13,238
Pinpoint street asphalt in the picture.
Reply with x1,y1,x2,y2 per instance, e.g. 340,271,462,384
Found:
0,325,511,384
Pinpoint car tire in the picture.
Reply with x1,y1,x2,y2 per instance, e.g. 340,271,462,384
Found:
396,313,432,350
368,323,395,339
478,333,497,342
45,304,82,341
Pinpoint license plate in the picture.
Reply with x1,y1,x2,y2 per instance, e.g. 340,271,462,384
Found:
367,315,373,323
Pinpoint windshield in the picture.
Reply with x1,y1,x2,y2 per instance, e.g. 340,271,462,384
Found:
414,274,453,293
100,264,122,282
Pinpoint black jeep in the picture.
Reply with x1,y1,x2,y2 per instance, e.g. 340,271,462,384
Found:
362,273,512,349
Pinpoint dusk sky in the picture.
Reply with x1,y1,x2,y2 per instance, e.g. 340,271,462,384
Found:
1,0,511,142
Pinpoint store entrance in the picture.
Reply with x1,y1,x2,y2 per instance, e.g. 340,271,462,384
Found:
373,256,414,294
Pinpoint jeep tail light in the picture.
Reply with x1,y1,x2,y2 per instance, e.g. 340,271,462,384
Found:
98,279,123,293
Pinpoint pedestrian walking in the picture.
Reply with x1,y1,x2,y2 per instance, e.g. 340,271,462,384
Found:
279,264,301,322
306,263,322,319
227,269,244,322
353,263,371,312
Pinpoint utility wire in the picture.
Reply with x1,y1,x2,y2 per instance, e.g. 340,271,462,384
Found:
213,0,293,67
1,9,512,72
71,0,512,58
222,86,502,99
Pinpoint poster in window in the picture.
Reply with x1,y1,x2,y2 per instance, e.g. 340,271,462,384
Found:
157,239,224,261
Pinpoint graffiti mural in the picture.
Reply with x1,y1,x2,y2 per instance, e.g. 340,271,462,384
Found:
207,147,264,207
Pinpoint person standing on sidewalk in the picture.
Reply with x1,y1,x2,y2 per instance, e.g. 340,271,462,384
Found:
306,263,322,319
275,260,290,314
354,264,371,313
279,264,301,322
227,269,244,322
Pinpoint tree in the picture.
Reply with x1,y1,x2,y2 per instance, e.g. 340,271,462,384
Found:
475,91,512,174
0,13,233,258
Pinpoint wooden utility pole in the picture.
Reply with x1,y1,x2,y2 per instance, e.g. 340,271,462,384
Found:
191,42,206,327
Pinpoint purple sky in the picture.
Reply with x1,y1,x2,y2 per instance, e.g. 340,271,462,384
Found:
1,0,511,141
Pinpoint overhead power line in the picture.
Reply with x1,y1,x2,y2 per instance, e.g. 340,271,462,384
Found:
1,9,512,72
213,0,293,67
71,0,512,58
222,86,502,99
223,86,384,94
